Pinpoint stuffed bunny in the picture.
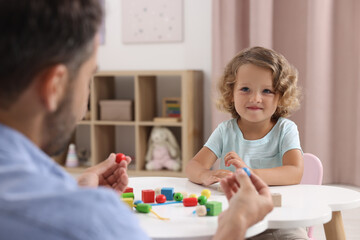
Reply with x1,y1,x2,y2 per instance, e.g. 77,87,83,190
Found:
145,126,181,171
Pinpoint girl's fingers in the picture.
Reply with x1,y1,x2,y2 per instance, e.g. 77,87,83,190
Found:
227,159,243,168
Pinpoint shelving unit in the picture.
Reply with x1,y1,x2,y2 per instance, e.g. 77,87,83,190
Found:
65,70,203,177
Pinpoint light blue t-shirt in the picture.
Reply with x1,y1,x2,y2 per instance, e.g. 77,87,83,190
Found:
205,117,302,172
0,123,150,240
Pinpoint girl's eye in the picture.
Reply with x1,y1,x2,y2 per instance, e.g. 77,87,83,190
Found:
263,89,273,94
240,87,249,92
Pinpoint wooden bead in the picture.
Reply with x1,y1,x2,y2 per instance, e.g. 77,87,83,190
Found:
183,197,198,207
198,195,207,205
154,187,162,196
201,189,211,199
174,192,184,201
189,193,197,199
196,205,207,216
116,153,126,163
156,194,166,203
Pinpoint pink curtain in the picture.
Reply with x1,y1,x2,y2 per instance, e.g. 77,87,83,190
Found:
212,0,360,186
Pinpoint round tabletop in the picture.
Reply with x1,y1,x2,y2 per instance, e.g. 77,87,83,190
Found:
127,177,353,239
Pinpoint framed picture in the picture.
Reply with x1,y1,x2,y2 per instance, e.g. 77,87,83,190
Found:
121,0,183,43
162,97,181,118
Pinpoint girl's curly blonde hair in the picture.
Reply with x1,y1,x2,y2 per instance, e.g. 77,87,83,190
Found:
217,46,301,120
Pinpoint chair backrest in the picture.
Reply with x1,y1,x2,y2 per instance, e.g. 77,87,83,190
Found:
300,153,323,185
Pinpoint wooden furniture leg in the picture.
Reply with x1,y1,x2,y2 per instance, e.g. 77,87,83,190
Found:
324,211,346,240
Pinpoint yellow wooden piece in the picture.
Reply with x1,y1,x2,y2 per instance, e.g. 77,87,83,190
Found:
189,194,198,198
122,197,134,208
201,189,211,199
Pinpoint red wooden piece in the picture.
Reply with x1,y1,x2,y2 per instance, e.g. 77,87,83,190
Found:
116,153,126,163
183,197,198,207
156,194,166,203
142,190,155,203
124,187,133,193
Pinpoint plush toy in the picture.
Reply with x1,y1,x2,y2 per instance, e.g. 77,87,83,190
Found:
145,126,181,171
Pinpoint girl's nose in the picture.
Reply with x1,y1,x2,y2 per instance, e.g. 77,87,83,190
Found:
249,92,262,103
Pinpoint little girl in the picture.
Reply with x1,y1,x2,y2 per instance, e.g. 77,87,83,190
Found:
186,46,303,187
186,46,308,239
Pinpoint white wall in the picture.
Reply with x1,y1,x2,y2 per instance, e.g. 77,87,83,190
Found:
98,0,213,139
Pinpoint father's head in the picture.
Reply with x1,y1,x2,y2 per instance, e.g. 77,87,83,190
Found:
0,0,103,155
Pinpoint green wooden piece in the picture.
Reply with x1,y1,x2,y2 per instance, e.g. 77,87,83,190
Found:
122,192,135,199
205,201,222,216
198,195,207,205
174,192,184,201
135,203,152,213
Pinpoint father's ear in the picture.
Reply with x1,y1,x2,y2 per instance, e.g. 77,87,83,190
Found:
38,64,68,112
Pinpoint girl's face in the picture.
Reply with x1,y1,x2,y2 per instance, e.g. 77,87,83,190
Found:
232,64,279,124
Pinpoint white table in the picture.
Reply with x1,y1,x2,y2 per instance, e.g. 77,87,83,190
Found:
270,185,360,240
128,177,360,240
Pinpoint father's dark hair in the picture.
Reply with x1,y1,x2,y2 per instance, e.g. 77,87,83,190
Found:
0,0,103,109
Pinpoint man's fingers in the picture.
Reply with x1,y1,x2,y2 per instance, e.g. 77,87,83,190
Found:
234,168,255,191
125,156,132,164
102,155,128,179
220,178,234,200
250,173,272,199
78,172,99,187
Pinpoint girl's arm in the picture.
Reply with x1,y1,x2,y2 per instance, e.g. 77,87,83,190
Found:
252,149,304,185
185,147,233,185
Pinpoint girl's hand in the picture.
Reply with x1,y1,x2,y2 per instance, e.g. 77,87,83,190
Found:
200,169,233,186
224,151,249,169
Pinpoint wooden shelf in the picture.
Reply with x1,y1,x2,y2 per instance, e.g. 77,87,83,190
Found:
138,121,182,127
78,121,91,125
93,120,136,126
63,70,203,177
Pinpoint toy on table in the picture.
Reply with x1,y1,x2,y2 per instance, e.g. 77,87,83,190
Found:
197,195,207,205
196,206,207,216
156,194,166,203
121,186,222,221
271,193,282,207
183,198,198,207
189,193,198,199
145,127,181,171
122,192,134,199
142,189,155,203
135,203,169,220
124,187,133,193
173,192,183,201
161,187,175,201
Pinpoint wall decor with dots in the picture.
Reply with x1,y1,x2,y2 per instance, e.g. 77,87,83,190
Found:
121,0,183,43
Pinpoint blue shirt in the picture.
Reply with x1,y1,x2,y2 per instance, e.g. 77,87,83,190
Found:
0,123,149,240
205,117,302,172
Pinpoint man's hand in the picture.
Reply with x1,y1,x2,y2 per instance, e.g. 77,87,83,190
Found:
214,169,273,240
77,153,131,193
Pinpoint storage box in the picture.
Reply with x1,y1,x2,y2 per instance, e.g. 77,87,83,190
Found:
99,100,133,121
